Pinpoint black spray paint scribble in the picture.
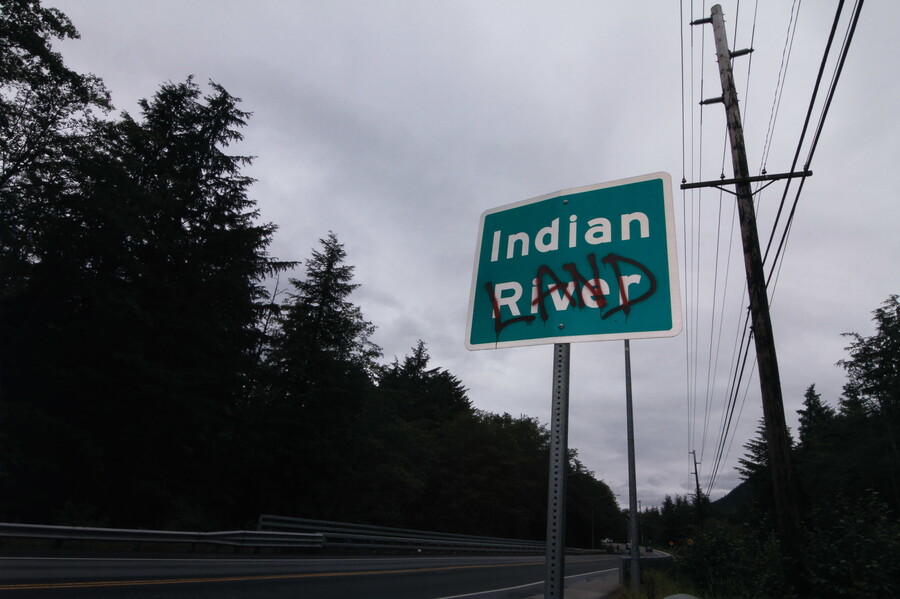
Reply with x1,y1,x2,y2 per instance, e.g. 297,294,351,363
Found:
484,253,657,337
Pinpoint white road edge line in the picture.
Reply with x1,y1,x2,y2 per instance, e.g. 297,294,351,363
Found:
432,567,618,599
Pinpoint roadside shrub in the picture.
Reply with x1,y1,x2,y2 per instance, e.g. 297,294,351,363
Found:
804,493,900,598
673,519,786,598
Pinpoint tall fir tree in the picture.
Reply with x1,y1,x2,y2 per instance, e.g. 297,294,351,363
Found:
378,340,470,426
839,295,900,416
96,78,287,527
270,231,380,404
265,233,380,518
1,0,112,525
836,294,900,510
737,418,795,516
1,60,286,525
0,0,110,291
796,384,835,448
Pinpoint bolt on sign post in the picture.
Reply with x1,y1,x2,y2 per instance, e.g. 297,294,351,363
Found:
466,173,681,598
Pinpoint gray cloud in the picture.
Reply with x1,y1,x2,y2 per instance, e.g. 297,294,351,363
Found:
50,0,899,508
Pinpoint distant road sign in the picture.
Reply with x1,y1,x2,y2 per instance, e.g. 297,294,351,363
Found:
466,172,681,350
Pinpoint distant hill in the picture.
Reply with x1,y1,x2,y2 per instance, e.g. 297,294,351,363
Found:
712,480,753,514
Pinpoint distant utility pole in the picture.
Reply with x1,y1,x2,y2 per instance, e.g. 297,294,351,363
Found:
690,450,703,524
688,4,807,586
690,451,701,502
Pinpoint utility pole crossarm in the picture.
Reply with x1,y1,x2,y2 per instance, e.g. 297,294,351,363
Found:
680,170,812,191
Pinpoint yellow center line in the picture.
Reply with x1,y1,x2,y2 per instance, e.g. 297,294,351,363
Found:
0,559,558,591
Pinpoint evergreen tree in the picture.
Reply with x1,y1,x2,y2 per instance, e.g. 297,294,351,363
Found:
657,494,696,545
737,419,770,482
796,384,835,447
737,419,795,516
0,0,110,292
271,232,380,404
838,295,900,416
103,78,287,527
264,233,380,519
565,455,620,548
378,340,471,426
1,67,285,527
1,1,112,525
367,342,475,529
106,78,284,405
794,385,839,514
415,410,550,538
836,294,900,510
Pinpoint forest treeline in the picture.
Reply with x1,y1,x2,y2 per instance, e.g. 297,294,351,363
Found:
633,294,900,597
0,1,621,544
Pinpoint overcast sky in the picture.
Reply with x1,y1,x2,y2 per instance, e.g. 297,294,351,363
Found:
48,0,898,510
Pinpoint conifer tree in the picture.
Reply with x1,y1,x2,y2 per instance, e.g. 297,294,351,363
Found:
0,0,111,292
271,232,380,405
796,384,835,448
379,340,470,425
839,295,900,416
1,0,112,524
1,61,286,525
837,294,900,510
737,419,794,515
264,233,380,519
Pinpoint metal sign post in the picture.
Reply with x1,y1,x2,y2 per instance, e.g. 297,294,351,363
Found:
544,343,570,599
624,339,640,590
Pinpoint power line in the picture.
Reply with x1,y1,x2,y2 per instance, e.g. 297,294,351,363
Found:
708,2,847,494
758,0,803,176
683,2,860,508
762,0,847,269
766,0,863,303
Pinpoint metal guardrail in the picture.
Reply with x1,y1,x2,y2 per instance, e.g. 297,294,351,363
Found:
257,514,563,554
0,522,324,549
0,517,588,555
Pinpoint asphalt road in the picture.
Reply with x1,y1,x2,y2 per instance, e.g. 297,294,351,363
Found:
0,552,620,598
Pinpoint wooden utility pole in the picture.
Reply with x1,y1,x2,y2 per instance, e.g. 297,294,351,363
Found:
692,4,806,586
690,450,703,524
690,451,702,501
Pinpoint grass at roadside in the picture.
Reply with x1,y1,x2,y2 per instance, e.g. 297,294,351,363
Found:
606,569,701,599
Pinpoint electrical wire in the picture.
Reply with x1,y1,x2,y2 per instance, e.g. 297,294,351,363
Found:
680,0,695,476
762,0,847,269
695,0,758,497
700,0,865,496
766,0,863,296
758,0,803,176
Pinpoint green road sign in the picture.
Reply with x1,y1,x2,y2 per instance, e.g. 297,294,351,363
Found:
466,172,681,350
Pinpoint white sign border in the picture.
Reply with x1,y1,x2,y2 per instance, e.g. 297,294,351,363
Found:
465,172,682,350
